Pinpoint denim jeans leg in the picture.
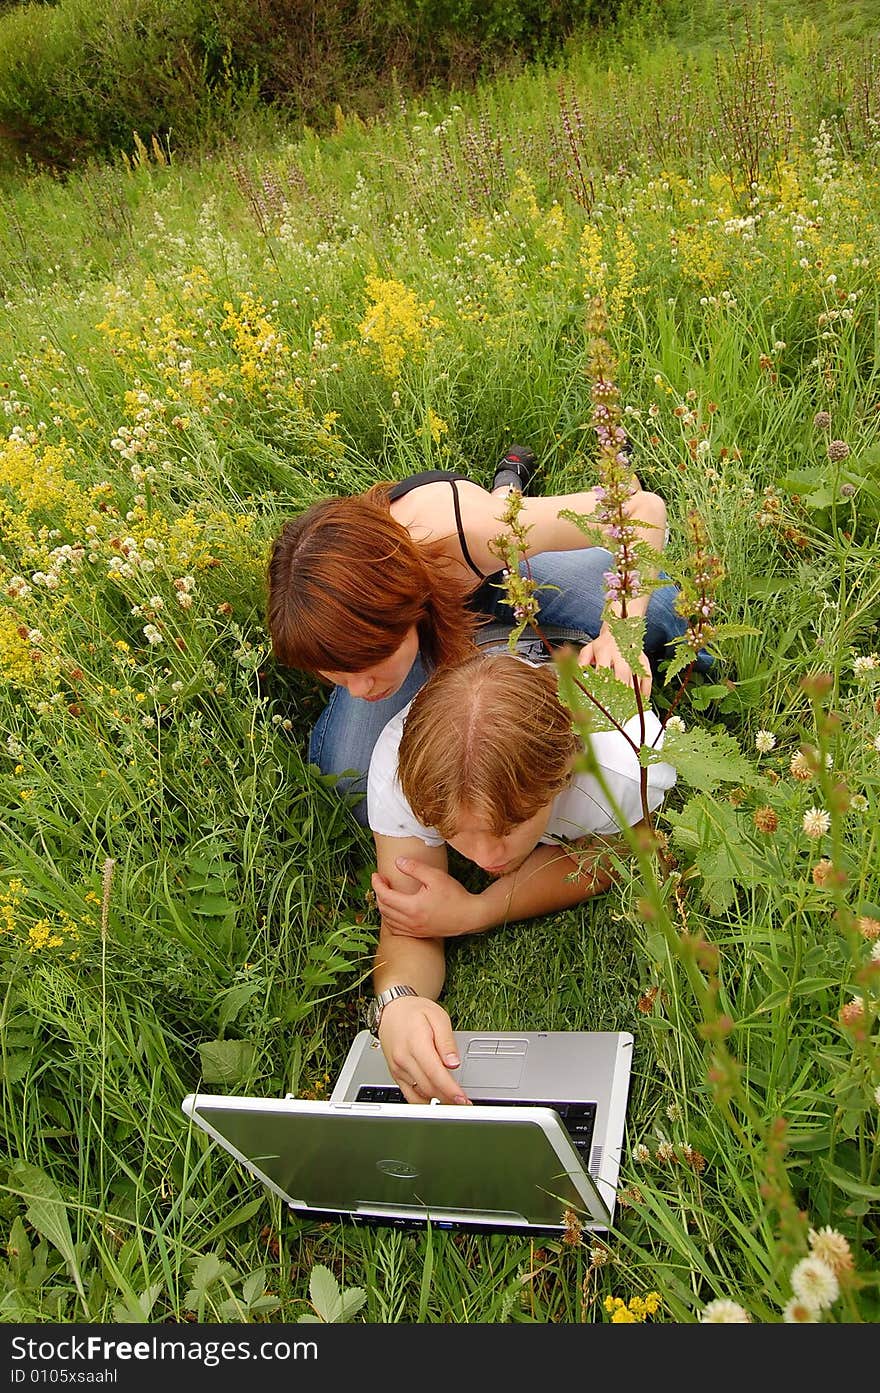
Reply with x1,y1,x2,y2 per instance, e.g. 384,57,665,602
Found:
307,655,430,825
496,548,714,672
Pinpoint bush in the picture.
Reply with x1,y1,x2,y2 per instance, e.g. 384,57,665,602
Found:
0,0,618,167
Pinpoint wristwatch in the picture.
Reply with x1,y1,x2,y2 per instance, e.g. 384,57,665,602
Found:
366,984,417,1035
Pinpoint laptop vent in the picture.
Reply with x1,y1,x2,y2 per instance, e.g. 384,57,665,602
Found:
589,1146,603,1179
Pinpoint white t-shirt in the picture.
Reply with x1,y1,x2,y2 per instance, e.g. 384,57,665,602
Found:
367,704,677,848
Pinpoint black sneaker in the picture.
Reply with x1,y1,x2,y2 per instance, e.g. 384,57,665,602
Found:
492,444,538,493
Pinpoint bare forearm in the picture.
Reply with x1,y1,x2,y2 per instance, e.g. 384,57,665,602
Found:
469,844,614,931
373,925,446,999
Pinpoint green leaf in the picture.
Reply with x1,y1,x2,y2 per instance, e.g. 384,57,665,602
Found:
556,508,606,546
645,726,758,790
217,980,263,1032
7,1216,32,1276
555,649,637,732
7,1162,84,1303
198,1039,256,1085
305,1264,367,1322
667,795,765,912
604,613,647,672
752,989,791,1014
785,1128,833,1152
112,1282,164,1324
202,1196,267,1245
189,894,239,918
708,622,762,642
338,1286,367,1320
184,1252,235,1309
309,1264,341,1321
661,642,698,682
820,1162,880,1200
687,683,735,711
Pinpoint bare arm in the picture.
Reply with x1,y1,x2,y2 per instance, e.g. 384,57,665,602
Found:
374,836,620,939
456,485,668,612
371,834,469,1105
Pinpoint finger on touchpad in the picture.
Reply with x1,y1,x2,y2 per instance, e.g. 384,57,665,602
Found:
459,1056,525,1087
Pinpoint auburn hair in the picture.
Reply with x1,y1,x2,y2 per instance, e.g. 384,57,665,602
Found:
398,654,579,838
266,485,480,673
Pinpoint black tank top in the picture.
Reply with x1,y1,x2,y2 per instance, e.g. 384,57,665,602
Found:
387,471,505,617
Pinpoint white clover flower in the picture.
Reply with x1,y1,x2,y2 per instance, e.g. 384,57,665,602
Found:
802,807,831,838
783,1296,820,1323
755,730,776,753
149,595,164,610
177,592,193,610
808,1226,853,1275
874,733,880,753
665,715,686,734
850,794,868,812
853,653,879,674
700,1299,751,1323
143,624,162,646
633,1143,651,1163
791,1256,839,1310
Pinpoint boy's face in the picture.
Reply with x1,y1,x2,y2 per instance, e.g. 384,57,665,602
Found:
446,801,555,876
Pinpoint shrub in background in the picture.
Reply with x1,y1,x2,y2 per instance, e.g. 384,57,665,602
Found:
0,0,617,167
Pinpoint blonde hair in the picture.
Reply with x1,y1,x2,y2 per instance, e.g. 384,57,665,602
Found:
398,653,578,838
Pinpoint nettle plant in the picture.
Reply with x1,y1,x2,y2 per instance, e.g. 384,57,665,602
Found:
490,298,879,1321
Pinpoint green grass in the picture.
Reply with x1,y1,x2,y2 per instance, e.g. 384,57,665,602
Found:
0,1,878,1324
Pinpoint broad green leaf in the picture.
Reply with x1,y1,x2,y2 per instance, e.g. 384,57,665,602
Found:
198,1039,256,1085
687,683,735,710
338,1286,367,1320
555,649,638,732
217,980,263,1032
8,1162,84,1302
751,989,791,1014
184,1252,234,1309
604,613,647,673
112,1282,163,1324
7,1216,32,1276
667,795,765,912
820,1162,880,1200
708,622,762,641
661,642,699,682
242,1269,267,1305
309,1264,341,1321
644,726,758,790
785,1128,833,1152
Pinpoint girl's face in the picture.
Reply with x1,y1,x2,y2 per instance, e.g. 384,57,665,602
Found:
318,626,419,703
446,801,555,876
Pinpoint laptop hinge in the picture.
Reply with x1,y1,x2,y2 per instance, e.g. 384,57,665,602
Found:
355,1203,529,1224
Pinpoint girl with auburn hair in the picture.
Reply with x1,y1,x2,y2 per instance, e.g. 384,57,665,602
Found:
365,651,677,1103
267,457,704,821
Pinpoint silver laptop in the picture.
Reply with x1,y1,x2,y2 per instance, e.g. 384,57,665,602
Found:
182,1029,632,1236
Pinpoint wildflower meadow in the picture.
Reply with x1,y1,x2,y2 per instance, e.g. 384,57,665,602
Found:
0,1,878,1325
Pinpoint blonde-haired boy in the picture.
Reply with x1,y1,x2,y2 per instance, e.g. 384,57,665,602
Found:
366,651,675,1105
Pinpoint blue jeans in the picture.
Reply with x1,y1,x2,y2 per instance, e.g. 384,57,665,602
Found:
308,546,711,822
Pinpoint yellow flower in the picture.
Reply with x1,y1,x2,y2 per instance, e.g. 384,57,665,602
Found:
427,409,449,444
358,276,442,379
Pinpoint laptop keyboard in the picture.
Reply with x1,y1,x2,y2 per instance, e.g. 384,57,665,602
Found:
354,1087,599,1175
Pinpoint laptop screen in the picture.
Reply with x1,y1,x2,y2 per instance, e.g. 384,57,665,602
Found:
183,1095,608,1233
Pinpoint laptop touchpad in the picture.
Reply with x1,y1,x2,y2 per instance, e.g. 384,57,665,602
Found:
459,1037,527,1089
